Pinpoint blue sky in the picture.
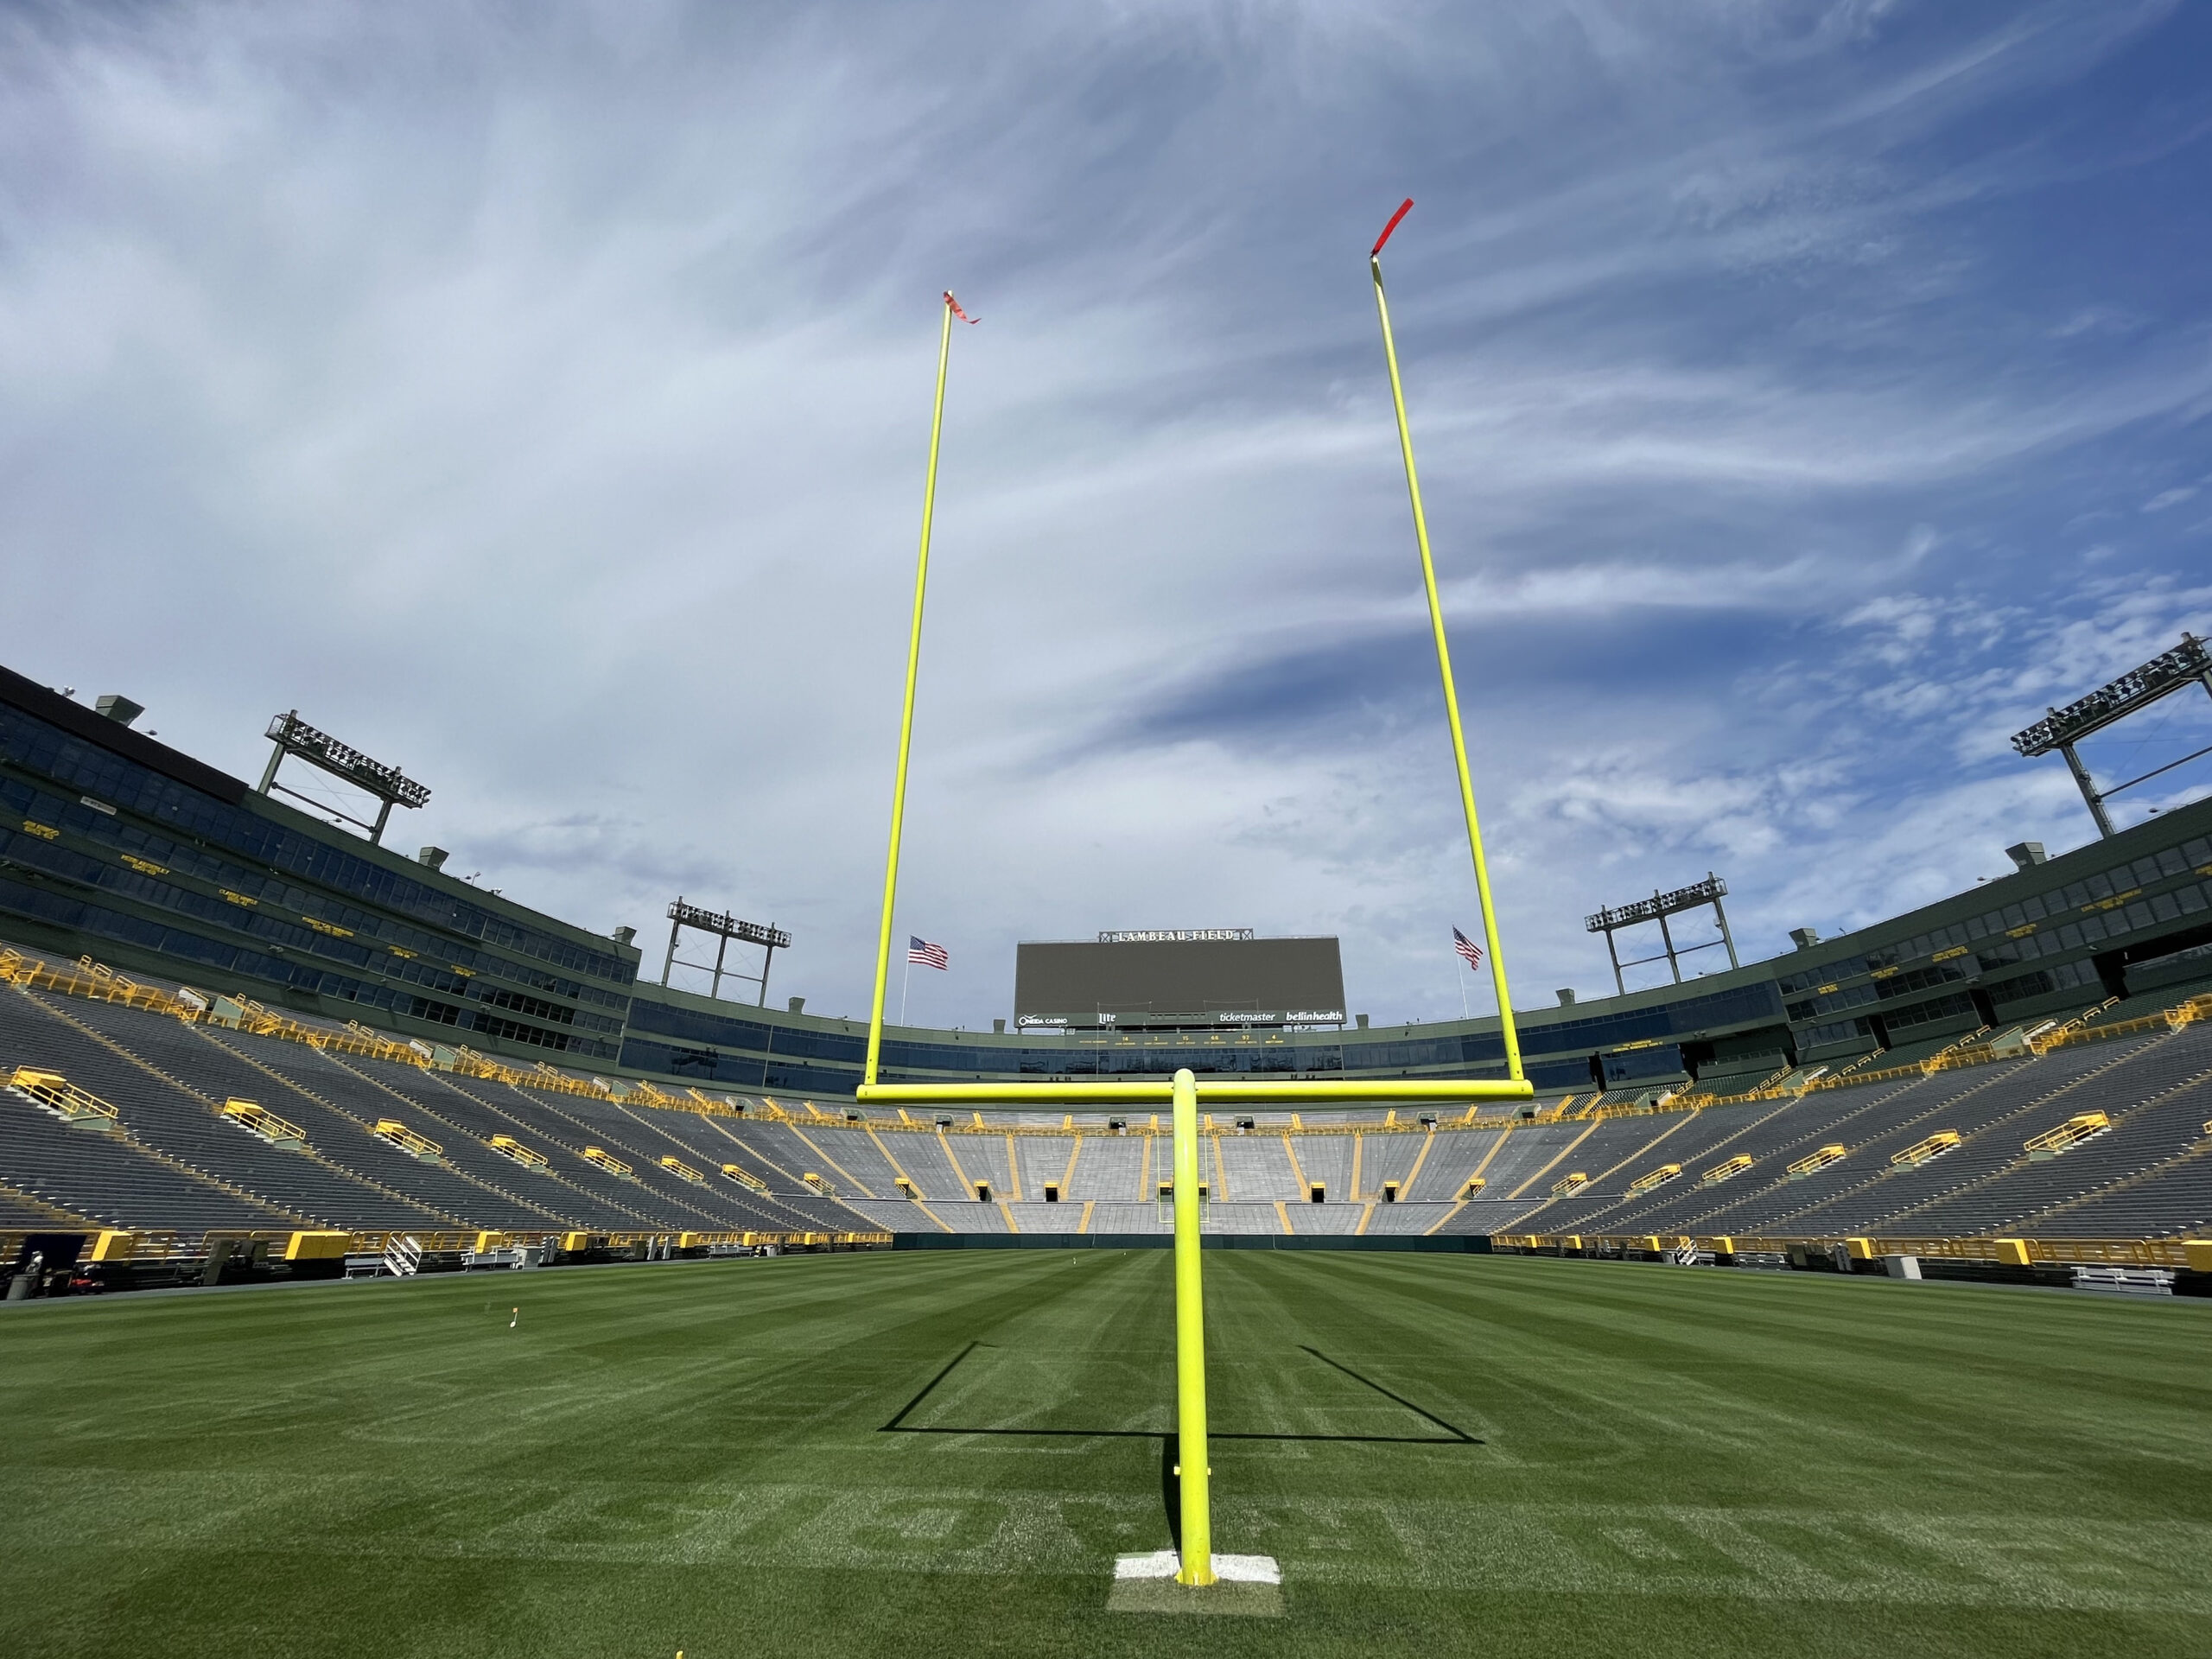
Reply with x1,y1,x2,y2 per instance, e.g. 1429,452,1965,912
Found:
3,2,2209,1027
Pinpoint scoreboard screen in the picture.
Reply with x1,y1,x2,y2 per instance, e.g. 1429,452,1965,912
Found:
1014,935,1345,1030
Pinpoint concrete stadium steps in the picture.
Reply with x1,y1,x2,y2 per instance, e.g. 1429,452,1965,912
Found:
1290,1134,1354,1199
270,1050,582,1219
915,1131,988,1201
2020,1100,2212,1237
1504,1115,1713,1230
688,1119,821,1197
1570,1075,1944,1236
770,1118,900,1199
355,1061,665,1230
1216,1133,1296,1201
1086,1201,1160,1233
881,1132,970,1201
1205,1202,1288,1235
1286,1200,1365,1234
1357,1130,1428,1198
847,1128,956,1204
1068,1133,1144,1200
613,1110,861,1232
438,1081,744,1229
546,1097,848,1231
655,1116,870,1230
1463,1123,1586,1201
1678,1038,2154,1235
190,1033,576,1234
926,1199,1011,1232
334,1058,658,1230
0,1090,295,1234
18,982,2212,1243
1433,1194,1558,1234
2,989,443,1230
1005,1199,1084,1233
1361,1201,1460,1234
1391,1128,1491,1199
0,1179,97,1230
944,1133,1017,1200
1535,1099,1805,1230
848,1124,935,1199
1582,1064,2005,1236
679,1118,817,1192
1014,1135,1077,1200
1889,1027,2212,1236
410,1078,675,1224
700,1118,902,1224
1760,1033,2192,1236
841,1199,928,1233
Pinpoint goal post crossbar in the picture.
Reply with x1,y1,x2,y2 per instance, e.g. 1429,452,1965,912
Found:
854,1078,1534,1105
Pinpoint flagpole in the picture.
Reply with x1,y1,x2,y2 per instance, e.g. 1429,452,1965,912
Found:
866,296,958,1088
901,953,912,1028
1371,201,1523,1082
1459,959,1471,1021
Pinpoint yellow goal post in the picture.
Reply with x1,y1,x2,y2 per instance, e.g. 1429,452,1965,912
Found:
855,213,1532,1586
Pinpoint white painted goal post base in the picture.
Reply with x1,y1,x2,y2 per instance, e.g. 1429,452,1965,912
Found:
1114,1549,1281,1585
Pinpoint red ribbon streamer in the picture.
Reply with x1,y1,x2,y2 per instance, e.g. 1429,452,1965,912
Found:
1370,198,1414,259
944,290,979,324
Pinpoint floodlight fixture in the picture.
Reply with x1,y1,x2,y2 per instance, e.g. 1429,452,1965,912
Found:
660,898,791,1005
256,710,430,845
1585,873,1738,995
2010,633,2212,837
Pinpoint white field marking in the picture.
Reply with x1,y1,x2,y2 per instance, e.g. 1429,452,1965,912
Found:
44,1475,2212,1615
1116,1551,1281,1585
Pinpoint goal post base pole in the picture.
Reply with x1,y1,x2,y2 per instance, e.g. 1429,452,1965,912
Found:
1170,1067,1214,1585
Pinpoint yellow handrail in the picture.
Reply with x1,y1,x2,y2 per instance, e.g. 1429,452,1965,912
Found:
9,1066,119,1122
1788,1143,1847,1177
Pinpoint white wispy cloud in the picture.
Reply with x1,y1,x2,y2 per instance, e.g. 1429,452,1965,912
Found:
2,1,2209,1024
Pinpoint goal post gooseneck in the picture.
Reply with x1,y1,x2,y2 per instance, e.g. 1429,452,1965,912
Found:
1369,202,1524,1082
1171,1066,1215,1585
865,296,958,1089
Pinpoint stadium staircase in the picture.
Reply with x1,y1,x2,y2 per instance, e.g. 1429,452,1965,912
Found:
16,990,450,1229
294,1048,628,1229
1753,1033,2180,1236
1878,1024,2212,1237
190,1027,573,1232
338,1057,662,1230
0,1178,98,1230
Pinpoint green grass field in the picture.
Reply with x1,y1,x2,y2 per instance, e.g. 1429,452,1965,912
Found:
3,1249,2209,1658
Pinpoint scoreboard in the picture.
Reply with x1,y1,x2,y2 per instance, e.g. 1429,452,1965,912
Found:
1014,934,1345,1030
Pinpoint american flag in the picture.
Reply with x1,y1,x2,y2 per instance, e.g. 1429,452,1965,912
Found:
1452,927,1484,970
908,936,950,971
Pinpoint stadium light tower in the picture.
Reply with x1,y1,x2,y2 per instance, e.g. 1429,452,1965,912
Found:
660,898,791,1005
2010,633,2212,837
1586,874,1738,996
256,711,429,846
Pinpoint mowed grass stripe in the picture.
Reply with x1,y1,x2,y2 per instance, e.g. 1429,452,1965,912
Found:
1264,1251,2212,1507
2,1249,2208,1659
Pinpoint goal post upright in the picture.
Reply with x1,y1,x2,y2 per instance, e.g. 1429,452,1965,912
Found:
865,295,958,1091
1169,1066,1214,1586
1369,200,1524,1084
